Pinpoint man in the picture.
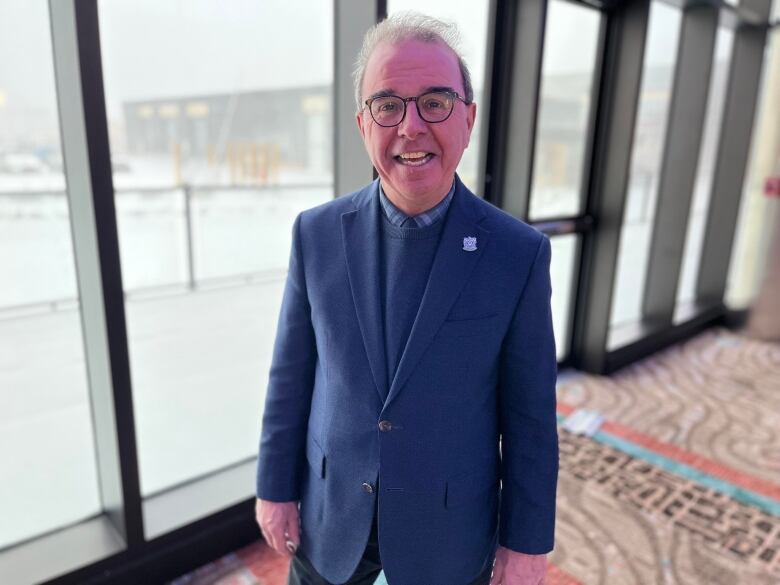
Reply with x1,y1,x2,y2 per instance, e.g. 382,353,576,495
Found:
255,12,558,585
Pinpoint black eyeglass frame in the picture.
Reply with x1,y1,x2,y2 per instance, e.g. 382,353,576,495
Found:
363,90,471,127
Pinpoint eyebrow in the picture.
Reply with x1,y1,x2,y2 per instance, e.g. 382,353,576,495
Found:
367,86,457,101
367,88,396,100
425,86,457,94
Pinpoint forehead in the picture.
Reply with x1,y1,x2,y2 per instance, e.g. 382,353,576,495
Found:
362,39,463,95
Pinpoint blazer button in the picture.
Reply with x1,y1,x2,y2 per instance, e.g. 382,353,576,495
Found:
362,482,374,494
378,420,393,432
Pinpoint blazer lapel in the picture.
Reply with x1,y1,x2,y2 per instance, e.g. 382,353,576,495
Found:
384,178,489,408
341,181,389,403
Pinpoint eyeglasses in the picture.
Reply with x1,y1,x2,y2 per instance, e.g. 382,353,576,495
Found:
364,90,469,127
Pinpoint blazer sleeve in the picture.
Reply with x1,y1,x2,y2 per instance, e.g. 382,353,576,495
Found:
256,213,317,502
497,234,559,554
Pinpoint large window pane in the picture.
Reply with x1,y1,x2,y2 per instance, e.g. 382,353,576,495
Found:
98,0,334,497
529,0,601,220
550,234,579,361
387,1,490,191
675,27,734,316
726,23,780,309
610,2,682,330
0,0,100,548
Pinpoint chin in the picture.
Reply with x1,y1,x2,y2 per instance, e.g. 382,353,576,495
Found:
397,180,439,198
394,169,442,189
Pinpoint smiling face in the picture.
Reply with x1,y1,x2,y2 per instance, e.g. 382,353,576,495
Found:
356,39,476,216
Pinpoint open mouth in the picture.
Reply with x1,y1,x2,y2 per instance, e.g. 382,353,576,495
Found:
394,151,434,166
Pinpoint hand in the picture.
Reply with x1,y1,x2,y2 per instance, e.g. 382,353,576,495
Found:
490,547,547,585
255,498,300,557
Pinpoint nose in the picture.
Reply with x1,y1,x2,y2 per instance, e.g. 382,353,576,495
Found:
397,101,428,139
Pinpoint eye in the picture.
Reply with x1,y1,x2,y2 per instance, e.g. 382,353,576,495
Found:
421,93,451,111
378,101,398,112
373,98,400,114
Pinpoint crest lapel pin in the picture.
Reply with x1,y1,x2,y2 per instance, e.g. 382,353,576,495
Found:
462,236,477,252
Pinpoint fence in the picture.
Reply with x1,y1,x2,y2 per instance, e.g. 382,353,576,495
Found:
0,182,332,318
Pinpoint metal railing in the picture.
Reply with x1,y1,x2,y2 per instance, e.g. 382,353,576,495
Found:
0,182,332,318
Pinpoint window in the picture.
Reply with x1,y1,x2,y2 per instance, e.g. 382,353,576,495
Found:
610,1,682,331
550,234,579,360
675,27,734,316
0,0,100,549
726,21,779,309
98,0,334,505
529,0,601,220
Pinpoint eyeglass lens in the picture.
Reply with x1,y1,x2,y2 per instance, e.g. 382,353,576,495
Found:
370,92,454,126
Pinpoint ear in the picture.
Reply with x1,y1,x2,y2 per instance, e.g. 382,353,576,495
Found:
464,102,477,146
465,102,477,134
356,110,367,140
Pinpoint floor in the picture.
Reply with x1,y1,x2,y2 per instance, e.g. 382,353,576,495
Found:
171,328,780,584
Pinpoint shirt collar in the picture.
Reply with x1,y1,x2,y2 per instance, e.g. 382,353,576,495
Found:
378,180,455,228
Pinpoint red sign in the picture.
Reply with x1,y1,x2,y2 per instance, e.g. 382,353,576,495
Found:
765,177,780,197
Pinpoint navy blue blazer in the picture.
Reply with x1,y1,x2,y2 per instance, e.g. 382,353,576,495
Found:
257,176,558,585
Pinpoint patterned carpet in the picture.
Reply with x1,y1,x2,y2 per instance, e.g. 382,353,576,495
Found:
171,328,780,584
552,328,780,584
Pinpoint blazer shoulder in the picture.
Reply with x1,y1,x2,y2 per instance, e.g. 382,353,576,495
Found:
297,181,375,230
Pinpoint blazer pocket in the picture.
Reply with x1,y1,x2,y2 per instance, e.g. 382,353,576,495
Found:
438,314,498,338
306,436,326,479
445,468,499,509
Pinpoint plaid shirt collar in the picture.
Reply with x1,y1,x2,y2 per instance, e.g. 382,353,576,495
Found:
379,180,455,228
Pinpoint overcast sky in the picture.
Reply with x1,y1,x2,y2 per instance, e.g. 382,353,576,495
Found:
0,0,695,126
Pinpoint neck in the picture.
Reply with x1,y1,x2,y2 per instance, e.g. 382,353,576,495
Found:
383,180,454,216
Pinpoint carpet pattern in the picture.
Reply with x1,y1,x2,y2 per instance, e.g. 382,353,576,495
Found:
555,427,779,583
171,328,780,584
551,329,780,584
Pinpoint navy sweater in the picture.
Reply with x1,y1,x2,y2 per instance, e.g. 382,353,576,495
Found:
380,212,445,390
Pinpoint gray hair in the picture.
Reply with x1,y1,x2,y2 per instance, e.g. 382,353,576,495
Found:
352,11,474,112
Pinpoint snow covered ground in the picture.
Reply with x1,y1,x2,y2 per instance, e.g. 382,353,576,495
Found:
0,177,328,548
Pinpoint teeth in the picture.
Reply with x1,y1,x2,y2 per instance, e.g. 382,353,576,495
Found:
396,152,433,166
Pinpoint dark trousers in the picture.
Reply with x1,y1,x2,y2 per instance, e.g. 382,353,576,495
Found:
287,509,493,585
